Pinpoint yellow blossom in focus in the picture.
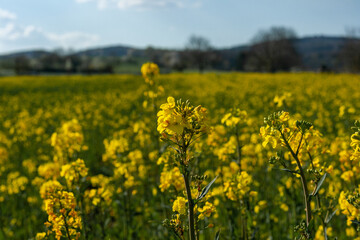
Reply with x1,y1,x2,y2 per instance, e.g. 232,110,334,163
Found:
159,167,183,192
44,190,82,240
157,97,210,142
172,197,187,215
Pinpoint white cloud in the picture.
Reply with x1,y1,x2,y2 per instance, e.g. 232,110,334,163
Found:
117,0,184,9
0,23,15,38
0,22,99,52
74,0,200,10
0,23,42,40
23,25,36,37
0,8,17,20
44,31,99,49
0,8,100,53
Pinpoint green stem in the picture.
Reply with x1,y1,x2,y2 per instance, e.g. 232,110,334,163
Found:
242,212,248,240
123,190,129,238
323,210,329,240
220,165,236,239
235,126,242,172
59,202,72,240
75,184,87,240
152,97,160,156
316,194,329,240
181,144,196,240
183,170,196,240
280,131,312,228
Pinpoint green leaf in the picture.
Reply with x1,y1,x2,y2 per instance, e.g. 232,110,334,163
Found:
197,176,218,201
312,173,327,197
325,209,338,224
214,229,221,240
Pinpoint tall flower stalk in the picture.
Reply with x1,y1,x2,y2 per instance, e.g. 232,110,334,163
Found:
141,62,164,154
260,111,330,239
157,97,215,240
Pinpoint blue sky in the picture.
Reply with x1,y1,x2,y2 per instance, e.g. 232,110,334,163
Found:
0,0,359,54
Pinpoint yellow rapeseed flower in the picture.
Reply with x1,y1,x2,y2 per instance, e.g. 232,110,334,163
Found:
141,62,159,85
172,196,187,215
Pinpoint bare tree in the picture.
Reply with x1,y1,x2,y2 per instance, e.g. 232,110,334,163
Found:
245,26,301,72
340,28,360,72
185,35,213,72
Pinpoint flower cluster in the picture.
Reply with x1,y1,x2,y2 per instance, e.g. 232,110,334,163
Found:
35,232,47,240
60,158,88,188
339,121,360,232
339,191,360,226
259,111,290,149
350,121,360,162
84,174,114,207
214,136,237,161
223,171,253,201
261,111,326,168
198,201,216,220
102,136,129,162
0,145,9,175
38,179,82,240
159,166,183,192
173,196,187,215
144,86,164,101
157,97,211,144
38,162,61,180
274,92,292,108
141,62,159,85
39,180,63,199
44,190,82,240
113,149,147,189
221,108,248,128
4,171,28,195
51,119,86,164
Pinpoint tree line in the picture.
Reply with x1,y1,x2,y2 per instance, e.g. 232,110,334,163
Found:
1,26,360,75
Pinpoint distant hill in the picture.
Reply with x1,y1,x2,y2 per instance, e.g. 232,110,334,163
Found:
217,36,348,71
74,45,144,58
0,36,356,73
0,50,51,60
294,36,347,70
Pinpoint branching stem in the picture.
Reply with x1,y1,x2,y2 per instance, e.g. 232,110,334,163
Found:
280,130,312,228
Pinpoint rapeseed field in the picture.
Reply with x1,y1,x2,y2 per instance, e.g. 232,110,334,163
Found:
1,68,360,239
